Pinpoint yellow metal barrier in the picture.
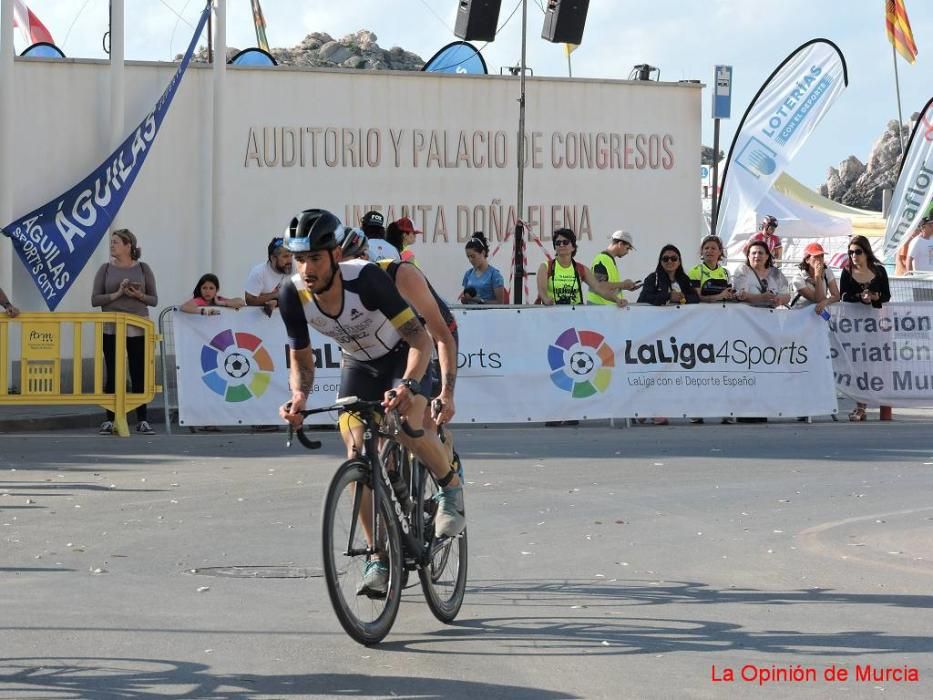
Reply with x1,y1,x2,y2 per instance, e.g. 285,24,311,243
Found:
0,312,161,436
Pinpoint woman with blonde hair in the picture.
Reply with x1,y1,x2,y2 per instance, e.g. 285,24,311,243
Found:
91,229,158,435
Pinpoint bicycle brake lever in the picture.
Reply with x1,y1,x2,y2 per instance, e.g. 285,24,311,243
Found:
287,424,293,448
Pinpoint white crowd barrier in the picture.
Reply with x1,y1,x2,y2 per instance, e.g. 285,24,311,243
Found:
171,304,858,426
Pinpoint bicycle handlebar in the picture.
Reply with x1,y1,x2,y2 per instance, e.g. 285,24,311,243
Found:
285,394,424,449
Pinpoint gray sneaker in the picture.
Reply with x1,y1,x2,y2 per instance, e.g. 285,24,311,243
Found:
356,559,389,599
98,421,113,435
434,486,466,538
136,421,155,435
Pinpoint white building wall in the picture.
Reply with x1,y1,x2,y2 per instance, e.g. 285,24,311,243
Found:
6,59,701,311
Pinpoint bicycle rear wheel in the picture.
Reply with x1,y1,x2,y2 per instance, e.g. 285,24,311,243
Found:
321,459,402,645
416,456,468,623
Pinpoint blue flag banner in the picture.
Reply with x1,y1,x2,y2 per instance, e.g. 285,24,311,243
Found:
422,41,487,75
0,1,212,310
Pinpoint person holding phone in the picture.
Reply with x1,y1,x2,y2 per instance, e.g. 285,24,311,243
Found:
587,230,639,305
91,228,159,435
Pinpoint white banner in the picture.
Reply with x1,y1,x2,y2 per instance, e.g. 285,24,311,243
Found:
716,40,848,245
173,305,837,424
452,305,836,421
829,303,933,406
882,98,933,261
174,309,344,426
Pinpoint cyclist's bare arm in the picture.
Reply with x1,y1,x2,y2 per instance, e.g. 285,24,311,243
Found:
281,345,315,427
395,264,458,423
384,317,433,413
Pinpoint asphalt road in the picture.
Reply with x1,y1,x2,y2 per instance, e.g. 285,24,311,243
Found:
2,420,932,699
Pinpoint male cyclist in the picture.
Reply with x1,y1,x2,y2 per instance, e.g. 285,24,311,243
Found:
277,209,465,596
335,225,459,427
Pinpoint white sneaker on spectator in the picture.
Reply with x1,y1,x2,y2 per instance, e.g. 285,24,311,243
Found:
98,421,113,435
136,421,155,435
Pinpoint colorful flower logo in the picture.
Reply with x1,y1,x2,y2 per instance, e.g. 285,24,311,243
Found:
200,329,274,402
547,328,614,398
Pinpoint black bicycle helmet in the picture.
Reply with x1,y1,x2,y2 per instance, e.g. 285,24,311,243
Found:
284,209,341,253
336,226,369,258
761,214,778,229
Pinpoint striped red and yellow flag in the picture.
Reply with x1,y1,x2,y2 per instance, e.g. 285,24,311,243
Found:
251,0,271,53
886,0,918,63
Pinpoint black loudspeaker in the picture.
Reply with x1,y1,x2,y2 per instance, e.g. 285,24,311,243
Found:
454,0,502,42
541,0,590,45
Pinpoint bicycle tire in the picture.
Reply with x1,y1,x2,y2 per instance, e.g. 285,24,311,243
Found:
321,459,403,645
416,458,468,623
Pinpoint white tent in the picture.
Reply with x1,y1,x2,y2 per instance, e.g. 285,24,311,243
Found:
713,172,885,268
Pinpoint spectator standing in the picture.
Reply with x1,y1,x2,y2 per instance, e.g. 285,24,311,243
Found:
245,236,293,316
386,216,420,266
636,244,698,426
536,228,625,306
688,235,735,303
0,286,19,317
906,216,933,272
637,244,699,307
840,235,892,422
748,214,783,263
90,228,158,435
733,240,791,308
360,210,400,261
686,236,734,424
790,242,840,315
587,230,638,305
894,222,923,276
180,273,246,315
460,232,506,304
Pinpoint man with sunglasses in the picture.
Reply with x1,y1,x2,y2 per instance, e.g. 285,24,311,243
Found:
245,235,294,316
278,209,466,597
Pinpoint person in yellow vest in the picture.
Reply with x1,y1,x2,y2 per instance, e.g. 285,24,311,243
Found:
587,230,639,305
536,228,625,306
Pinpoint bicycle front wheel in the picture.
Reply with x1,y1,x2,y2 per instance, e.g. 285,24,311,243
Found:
321,459,403,645
417,459,468,623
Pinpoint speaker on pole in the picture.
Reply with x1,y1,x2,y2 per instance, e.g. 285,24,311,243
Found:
454,0,502,43
541,0,590,45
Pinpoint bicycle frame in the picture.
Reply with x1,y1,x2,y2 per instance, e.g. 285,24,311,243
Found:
288,397,438,569
333,407,431,570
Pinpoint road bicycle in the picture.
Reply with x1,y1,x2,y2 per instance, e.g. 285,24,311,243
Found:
288,395,467,645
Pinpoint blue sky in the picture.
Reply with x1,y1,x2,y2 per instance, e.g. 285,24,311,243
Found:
15,0,933,190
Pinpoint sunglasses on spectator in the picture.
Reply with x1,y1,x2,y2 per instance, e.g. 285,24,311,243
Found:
848,249,864,256
661,255,679,263
554,239,571,247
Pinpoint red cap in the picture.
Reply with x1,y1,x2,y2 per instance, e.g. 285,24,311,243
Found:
803,242,825,257
395,216,421,235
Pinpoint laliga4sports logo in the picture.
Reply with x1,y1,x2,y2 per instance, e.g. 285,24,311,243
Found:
200,329,275,402
547,328,614,398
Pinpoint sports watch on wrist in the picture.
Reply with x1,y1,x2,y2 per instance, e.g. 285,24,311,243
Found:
399,378,421,396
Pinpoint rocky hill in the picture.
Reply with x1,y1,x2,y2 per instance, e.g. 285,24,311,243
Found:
188,30,425,71
820,118,913,211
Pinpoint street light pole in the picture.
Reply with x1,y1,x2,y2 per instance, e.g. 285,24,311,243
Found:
513,0,527,304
